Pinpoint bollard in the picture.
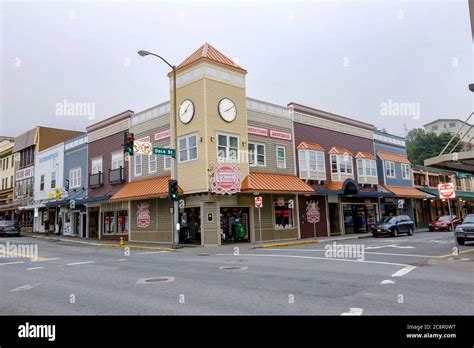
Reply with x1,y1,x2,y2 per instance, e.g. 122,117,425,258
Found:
119,237,125,247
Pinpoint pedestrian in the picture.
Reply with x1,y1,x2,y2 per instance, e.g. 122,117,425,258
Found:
57,217,63,235
44,220,50,235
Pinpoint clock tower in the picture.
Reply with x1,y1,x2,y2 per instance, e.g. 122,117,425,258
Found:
169,43,249,194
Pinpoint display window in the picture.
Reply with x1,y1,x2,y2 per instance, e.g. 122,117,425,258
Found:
274,198,294,229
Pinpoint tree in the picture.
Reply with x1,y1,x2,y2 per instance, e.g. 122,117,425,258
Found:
406,128,463,165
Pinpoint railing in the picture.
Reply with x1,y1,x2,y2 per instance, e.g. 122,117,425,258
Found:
89,172,103,188
109,167,124,184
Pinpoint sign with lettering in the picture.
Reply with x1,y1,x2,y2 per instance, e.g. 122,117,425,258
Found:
306,200,320,224
209,162,242,195
16,166,34,180
136,203,151,228
269,130,292,141
438,183,455,199
153,147,176,156
255,196,263,208
247,126,268,137
155,129,171,141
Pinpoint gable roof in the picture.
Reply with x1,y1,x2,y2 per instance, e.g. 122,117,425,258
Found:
328,146,353,156
376,150,410,164
176,42,246,73
297,141,325,152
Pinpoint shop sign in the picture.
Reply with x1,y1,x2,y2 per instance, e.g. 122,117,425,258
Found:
255,196,263,208
136,203,151,228
16,166,34,180
247,126,268,137
438,183,455,199
269,130,292,141
209,162,242,195
306,200,320,224
155,129,171,141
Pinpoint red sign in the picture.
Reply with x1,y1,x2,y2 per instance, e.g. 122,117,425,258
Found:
269,130,292,141
247,126,268,137
438,183,455,199
306,200,320,224
255,196,263,208
209,162,242,195
154,129,171,141
136,203,151,228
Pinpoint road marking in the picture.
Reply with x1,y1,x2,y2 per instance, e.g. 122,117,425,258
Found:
65,261,95,266
216,253,410,267
26,267,44,270
31,258,60,262
380,279,395,284
391,265,417,277
341,308,363,316
0,261,25,266
365,244,415,250
437,248,474,259
117,258,127,261
136,251,168,255
266,249,438,258
10,283,40,292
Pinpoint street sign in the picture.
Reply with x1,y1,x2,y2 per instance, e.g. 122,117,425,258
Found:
153,147,176,157
255,196,263,208
438,183,455,199
134,141,152,155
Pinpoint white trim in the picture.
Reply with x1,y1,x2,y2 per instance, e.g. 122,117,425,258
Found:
69,167,82,189
134,153,143,177
385,161,396,178
111,151,124,170
91,156,103,175
216,132,240,163
298,149,326,181
330,154,354,181
148,154,157,174
356,158,378,184
248,141,266,167
178,133,198,163
401,163,411,180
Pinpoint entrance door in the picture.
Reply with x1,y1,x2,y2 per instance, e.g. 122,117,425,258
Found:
88,211,99,239
328,203,341,236
220,207,250,243
81,213,87,237
180,207,201,244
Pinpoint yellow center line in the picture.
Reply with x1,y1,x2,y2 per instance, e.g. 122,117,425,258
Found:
436,248,474,259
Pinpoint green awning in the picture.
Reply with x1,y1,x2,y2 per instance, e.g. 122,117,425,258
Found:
416,187,474,199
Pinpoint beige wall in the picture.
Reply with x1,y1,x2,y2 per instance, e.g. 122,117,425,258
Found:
130,198,173,243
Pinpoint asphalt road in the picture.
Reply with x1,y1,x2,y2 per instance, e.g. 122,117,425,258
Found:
0,232,473,315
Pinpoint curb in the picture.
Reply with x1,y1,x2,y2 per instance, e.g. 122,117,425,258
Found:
23,233,176,252
258,240,320,249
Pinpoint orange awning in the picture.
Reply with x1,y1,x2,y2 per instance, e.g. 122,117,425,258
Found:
328,146,353,156
297,141,325,152
377,150,411,164
355,151,375,160
381,184,426,198
110,176,183,201
242,172,314,193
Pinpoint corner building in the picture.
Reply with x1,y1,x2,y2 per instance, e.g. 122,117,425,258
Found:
111,43,313,245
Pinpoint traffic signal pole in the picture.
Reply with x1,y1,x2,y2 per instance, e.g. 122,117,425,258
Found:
172,66,179,249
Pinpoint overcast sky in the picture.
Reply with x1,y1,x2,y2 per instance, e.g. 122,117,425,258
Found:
1,0,473,138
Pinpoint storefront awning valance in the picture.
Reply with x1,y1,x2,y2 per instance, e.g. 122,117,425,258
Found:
110,176,183,201
241,172,314,193
417,187,474,200
376,150,411,164
316,179,394,197
297,141,325,152
19,203,46,210
381,185,428,198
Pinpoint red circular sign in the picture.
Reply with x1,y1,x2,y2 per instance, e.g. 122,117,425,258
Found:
438,183,455,199
255,196,263,208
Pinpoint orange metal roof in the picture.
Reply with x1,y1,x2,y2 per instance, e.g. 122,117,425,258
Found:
355,151,375,160
110,176,183,201
176,42,246,72
297,141,325,152
323,182,344,191
381,184,426,198
242,172,314,193
328,146,353,156
377,150,411,164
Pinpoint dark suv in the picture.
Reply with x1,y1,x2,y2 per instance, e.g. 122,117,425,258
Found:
0,220,21,237
371,215,415,237
454,214,474,245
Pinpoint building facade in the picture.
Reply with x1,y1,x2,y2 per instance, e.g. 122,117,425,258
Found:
0,137,15,220
86,110,133,240
423,118,474,150
111,43,313,246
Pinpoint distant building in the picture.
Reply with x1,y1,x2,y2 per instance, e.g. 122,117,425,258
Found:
0,137,15,220
423,119,474,150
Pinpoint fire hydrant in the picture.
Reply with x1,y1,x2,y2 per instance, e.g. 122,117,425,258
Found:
119,237,125,247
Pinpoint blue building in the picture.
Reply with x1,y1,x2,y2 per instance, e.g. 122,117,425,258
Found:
373,130,426,224
46,134,88,236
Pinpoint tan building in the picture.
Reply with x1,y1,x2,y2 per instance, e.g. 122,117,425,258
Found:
111,43,313,245
0,137,15,220
423,119,474,150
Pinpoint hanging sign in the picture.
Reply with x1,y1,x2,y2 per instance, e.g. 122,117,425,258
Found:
154,129,171,141
247,126,268,137
209,162,242,195
269,130,292,141
136,203,151,228
306,200,320,224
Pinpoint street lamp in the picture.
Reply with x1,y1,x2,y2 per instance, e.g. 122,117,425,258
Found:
138,49,180,249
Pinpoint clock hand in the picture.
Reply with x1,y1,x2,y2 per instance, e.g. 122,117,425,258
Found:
184,104,190,113
224,106,235,112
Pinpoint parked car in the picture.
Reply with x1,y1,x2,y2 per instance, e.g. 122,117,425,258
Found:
371,215,415,237
0,220,21,237
428,215,461,232
454,214,474,245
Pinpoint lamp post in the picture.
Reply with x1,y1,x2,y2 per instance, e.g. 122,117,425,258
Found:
138,50,180,249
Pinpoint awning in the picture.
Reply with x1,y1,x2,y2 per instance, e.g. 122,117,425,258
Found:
381,185,428,198
19,203,46,210
316,180,394,197
417,187,474,200
376,150,410,164
45,189,87,207
0,201,21,212
328,146,353,156
111,176,183,201
241,172,314,193
355,151,375,160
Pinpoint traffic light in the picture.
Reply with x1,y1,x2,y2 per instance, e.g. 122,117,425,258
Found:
124,131,134,156
168,179,179,201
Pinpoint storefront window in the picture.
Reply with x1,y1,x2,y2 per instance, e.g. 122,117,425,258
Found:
117,210,128,234
103,211,115,234
274,198,294,229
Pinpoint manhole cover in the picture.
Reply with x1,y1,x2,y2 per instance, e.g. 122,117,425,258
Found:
136,276,175,284
219,266,248,271
198,253,210,256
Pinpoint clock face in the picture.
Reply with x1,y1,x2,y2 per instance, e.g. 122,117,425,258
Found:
179,99,195,124
218,98,236,122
